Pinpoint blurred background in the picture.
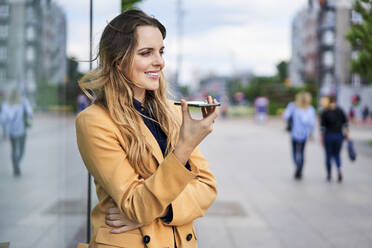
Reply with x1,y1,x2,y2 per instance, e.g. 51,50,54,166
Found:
0,0,371,247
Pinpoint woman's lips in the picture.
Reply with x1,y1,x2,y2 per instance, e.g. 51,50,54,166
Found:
145,71,160,79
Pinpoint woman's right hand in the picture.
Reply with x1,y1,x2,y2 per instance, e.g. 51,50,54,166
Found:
174,96,219,165
106,206,142,234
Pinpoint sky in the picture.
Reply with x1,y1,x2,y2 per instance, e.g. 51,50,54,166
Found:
54,0,308,88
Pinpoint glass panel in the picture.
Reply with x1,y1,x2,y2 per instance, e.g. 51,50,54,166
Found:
0,1,88,247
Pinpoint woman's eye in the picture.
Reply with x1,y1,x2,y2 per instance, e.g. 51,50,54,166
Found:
160,50,165,55
140,51,151,56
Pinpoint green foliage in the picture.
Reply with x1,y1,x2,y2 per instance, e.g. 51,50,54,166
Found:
179,85,189,98
121,0,143,12
35,57,85,112
226,78,244,103
224,59,319,115
35,81,59,110
346,0,372,85
276,60,288,83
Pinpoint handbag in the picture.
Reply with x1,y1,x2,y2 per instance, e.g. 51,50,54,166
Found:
23,103,32,128
286,115,293,132
347,139,357,162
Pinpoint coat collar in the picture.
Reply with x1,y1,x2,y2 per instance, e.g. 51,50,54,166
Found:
139,119,164,165
132,98,164,165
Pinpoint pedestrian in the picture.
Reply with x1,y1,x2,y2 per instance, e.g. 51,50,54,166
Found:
320,95,348,182
76,93,89,113
1,89,33,176
0,102,6,139
362,105,369,123
254,96,269,123
283,92,316,180
76,9,219,248
348,106,355,123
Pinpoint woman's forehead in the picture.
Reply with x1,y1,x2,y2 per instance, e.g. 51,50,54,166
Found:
135,26,164,48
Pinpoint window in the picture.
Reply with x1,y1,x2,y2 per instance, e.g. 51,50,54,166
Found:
0,25,8,39
27,69,35,82
0,5,9,19
27,46,35,62
323,51,334,67
26,26,35,41
26,7,36,23
0,47,7,61
322,10,335,28
0,68,5,80
322,72,333,86
322,30,334,46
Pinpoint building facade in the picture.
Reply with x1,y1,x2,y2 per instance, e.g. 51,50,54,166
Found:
290,0,358,92
289,2,319,87
0,0,66,96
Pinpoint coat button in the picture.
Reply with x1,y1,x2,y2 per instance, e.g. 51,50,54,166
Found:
143,235,150,244
186,233,193,241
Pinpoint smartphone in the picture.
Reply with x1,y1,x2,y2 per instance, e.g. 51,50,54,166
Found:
174,100,221,107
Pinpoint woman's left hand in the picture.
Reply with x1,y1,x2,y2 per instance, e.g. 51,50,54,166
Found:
106,206,142,234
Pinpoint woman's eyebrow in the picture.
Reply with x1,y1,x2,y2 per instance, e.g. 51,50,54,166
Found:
137,47,153,52
137,46,165,52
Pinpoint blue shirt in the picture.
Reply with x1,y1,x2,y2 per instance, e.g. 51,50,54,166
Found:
1,99,33,138
283,102,316,142
133,99,189,227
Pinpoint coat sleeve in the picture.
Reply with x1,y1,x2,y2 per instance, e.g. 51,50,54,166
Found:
75,109,199,225
162,103,217,226
164,146,217,226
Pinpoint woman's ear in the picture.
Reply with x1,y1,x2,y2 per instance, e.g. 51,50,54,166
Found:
116,62,122,72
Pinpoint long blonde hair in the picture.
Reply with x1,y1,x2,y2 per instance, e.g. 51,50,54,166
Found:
79,9,180,178
8,89,21,105
295,92,311,109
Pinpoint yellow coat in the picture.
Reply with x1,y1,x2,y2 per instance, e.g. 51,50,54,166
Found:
75,102,217,248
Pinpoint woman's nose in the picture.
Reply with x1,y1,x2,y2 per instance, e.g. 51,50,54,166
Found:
152,53,164,67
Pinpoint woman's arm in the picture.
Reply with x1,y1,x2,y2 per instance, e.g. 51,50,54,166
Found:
76,110,198,226
76,100,219,226
163,146,217,226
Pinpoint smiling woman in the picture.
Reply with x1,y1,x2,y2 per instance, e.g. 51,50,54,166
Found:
76,9,219,248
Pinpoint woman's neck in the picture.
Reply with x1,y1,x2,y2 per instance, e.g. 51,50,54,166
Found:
133,89,146,104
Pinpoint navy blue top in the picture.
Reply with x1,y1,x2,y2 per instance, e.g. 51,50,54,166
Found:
133,99,190,228
133,99,191,170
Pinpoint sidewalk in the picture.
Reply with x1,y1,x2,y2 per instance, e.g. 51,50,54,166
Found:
0,115,371,248
196,117,372,248
0,113,88,248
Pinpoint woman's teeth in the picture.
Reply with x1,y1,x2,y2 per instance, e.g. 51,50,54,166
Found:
146,72,159,77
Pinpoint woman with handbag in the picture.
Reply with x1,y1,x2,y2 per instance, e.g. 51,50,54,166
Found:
76,9,219,248
320,95,348,182
283,92,316,180
1,89,33,176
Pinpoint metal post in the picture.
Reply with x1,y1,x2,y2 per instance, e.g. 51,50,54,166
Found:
175,0,183,90
87,0,93,243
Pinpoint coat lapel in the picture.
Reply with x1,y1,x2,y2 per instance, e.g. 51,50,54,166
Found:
139,119,164,165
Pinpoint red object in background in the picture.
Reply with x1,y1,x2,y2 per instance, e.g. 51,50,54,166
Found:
318,0,327,7
234,92,244,103
351,94,360,106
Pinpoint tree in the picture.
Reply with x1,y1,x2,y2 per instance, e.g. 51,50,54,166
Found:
121,0,143,12
276,60,288,83
346,0,372,85
179,85,189,98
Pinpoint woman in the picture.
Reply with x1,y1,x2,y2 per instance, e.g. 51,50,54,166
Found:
283,92,316,180
1,89,33,176
76,9,219,248
320,95,348,182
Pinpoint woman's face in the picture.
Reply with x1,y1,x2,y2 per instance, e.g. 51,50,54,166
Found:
130,25,165,102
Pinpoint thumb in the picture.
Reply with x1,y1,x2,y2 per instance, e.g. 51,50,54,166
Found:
181,99,191,120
